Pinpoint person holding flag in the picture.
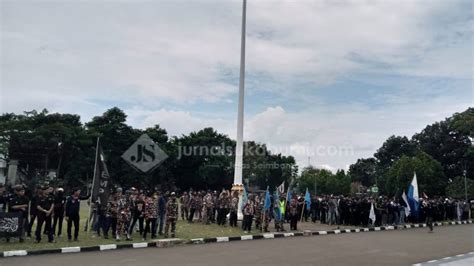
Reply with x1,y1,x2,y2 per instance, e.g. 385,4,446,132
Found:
369,199,376,226
407,173,420,222
401,190,411,225
301,188,311,222
260,187,271,232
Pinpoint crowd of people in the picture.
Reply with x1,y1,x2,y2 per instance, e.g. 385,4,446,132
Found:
0,182,472,244
305,195,472,228
0,183,179,243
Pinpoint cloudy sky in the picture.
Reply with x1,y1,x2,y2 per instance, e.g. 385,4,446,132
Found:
1,0,473,171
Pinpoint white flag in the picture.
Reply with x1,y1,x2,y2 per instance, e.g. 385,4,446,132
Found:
402,190,411,217
369,202,376,225
277,181,285,194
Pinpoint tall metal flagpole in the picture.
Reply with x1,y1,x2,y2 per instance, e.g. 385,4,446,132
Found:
232,0,247,220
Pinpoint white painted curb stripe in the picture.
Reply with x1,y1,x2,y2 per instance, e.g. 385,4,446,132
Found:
61,247,80,253
99,244,117,251
345,229,351,233
263,234,274,239
318,231,327,235
3,250,27,257
241,235,253,240
216,237,229,242
132,242,148,248
283,233,294,237
334,230,341,234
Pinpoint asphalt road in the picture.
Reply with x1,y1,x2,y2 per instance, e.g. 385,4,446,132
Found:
2,225,473,266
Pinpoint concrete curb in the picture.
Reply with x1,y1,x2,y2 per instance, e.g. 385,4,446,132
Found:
1,220,472,258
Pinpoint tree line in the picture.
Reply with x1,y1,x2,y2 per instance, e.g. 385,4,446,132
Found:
346,107,473,198
0,107,297,192
0,107,472,197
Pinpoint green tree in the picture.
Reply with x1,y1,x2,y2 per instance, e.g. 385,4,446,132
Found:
385,152,446,196
298,167,349,195
374,135,418,176
0,109,90,190
86,107,142,188
446,176,474,199
348,158,377,187
173,127,234,190
413,108,473,181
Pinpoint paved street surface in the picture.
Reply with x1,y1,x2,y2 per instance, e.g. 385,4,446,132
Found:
1,225,473,266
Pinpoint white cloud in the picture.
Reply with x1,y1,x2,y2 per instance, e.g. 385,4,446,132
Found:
1,0,472,170
125,107,234,138
2,0,471,110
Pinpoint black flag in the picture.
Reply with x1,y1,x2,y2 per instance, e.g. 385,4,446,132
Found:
92,138,111,206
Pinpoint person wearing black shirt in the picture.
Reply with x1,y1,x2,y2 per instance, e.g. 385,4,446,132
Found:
27,186,42,238
36,186,55,243
65,188,89,241
52,188,66,238
128,192,145,237
423,200,435,233
9,185,30,242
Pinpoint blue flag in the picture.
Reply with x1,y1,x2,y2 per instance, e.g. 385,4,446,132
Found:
241,186,248,211
286,189,292,203
273,189,281,220
305,188,311,211
407,173,419,217
264,186,271,211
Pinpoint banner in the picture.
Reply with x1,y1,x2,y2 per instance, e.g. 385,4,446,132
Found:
0,212,23,238
92,139,111,207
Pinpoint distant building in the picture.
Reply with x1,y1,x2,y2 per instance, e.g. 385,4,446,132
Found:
0,158,6,184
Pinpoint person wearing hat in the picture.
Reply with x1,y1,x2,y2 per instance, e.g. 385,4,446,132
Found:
35,186,55,243
52,187,66,238
164,192,178,238
8,185,29,242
